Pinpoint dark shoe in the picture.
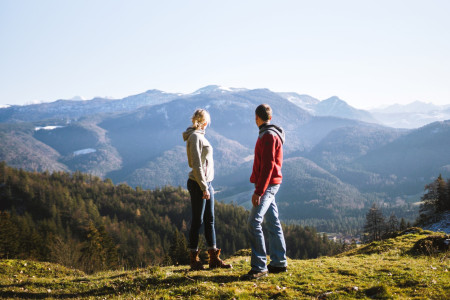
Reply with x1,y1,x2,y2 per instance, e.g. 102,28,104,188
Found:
268,265,287,273
208,248,232,269
189,250,205,271
241,269,268,280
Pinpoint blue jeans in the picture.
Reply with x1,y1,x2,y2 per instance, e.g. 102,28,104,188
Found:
248,184,287,272
187,179,216,250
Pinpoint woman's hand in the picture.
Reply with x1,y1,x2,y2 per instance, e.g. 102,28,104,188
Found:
203,190,210,200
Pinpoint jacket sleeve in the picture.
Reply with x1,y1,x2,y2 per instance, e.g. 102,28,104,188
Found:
188,134,208,191
254,133,276,196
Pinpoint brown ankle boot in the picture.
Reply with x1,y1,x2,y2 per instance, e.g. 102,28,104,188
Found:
190,250,204,271
208,248,232,269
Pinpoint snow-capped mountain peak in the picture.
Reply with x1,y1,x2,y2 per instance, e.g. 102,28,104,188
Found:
324,96,343,102
68,96,87,101
192,85,247,95
277,92,319,114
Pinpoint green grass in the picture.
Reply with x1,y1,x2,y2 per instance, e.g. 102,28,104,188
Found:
1,228,449,299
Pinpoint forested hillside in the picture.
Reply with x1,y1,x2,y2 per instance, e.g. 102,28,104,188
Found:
0,163,343,273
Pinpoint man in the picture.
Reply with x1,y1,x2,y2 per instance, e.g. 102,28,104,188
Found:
243,104,287,279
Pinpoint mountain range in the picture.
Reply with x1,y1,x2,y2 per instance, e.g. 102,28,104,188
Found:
278,92,450,128
1,85,449,231
369,101,450,129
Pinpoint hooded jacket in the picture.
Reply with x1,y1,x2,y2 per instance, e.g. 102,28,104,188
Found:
182,127,214,191
250,123,285,196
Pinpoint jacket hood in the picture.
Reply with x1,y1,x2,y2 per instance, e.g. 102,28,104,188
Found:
259,124,285,144
182,127,205,141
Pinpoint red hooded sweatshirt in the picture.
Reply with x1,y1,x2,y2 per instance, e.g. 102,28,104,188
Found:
250,123,285,196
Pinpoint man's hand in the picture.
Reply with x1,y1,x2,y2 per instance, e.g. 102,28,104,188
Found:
203,190,210,200
251,193,261,207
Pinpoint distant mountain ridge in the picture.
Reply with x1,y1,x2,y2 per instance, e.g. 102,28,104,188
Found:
369,101,450,128
1,86,449,231
314,96,377,123
372,101,443,114
277,93,450,129
278,93,377,124
0,89,179,123
2,86,448,129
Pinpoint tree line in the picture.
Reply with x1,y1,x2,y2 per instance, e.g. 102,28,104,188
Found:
363,174,449,243
0,162,344,273
362,203,411,242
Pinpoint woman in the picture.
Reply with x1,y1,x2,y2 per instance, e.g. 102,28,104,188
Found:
182,109,232,270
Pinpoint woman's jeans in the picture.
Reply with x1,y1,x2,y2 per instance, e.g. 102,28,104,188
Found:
248,184,287,272
187,179,216,250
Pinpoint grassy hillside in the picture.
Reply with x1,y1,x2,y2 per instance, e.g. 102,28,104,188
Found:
1,228,448,299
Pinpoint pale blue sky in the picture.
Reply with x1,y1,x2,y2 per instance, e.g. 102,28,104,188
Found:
1,0,449,108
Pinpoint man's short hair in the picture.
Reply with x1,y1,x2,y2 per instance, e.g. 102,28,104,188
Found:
255,104,272,122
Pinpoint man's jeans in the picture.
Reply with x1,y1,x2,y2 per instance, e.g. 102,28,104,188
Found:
248,184,287,272
187,179,216,250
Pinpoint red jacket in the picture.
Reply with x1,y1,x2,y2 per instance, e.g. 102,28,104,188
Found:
250,124,285,196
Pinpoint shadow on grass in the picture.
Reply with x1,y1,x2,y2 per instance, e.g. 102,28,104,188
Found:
0,271,243,299
0,287,115,299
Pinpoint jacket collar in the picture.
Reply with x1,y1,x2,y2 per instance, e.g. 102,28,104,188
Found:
259,123,285,144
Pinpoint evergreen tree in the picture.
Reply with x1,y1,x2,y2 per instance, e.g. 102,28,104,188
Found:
399,218,407,231
420,179,439,217
79,222,118,273
168,229,189,265
386,213,399,234
418,175,449,224
435,175,448,213
444,178,450,211
80,222,104,274
0,211,19,258
363,203,385,242
98,225,119,269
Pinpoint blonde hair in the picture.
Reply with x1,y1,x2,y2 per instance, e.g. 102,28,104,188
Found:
191,109,211,129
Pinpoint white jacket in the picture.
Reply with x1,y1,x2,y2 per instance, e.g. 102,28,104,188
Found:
182,127,214,191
